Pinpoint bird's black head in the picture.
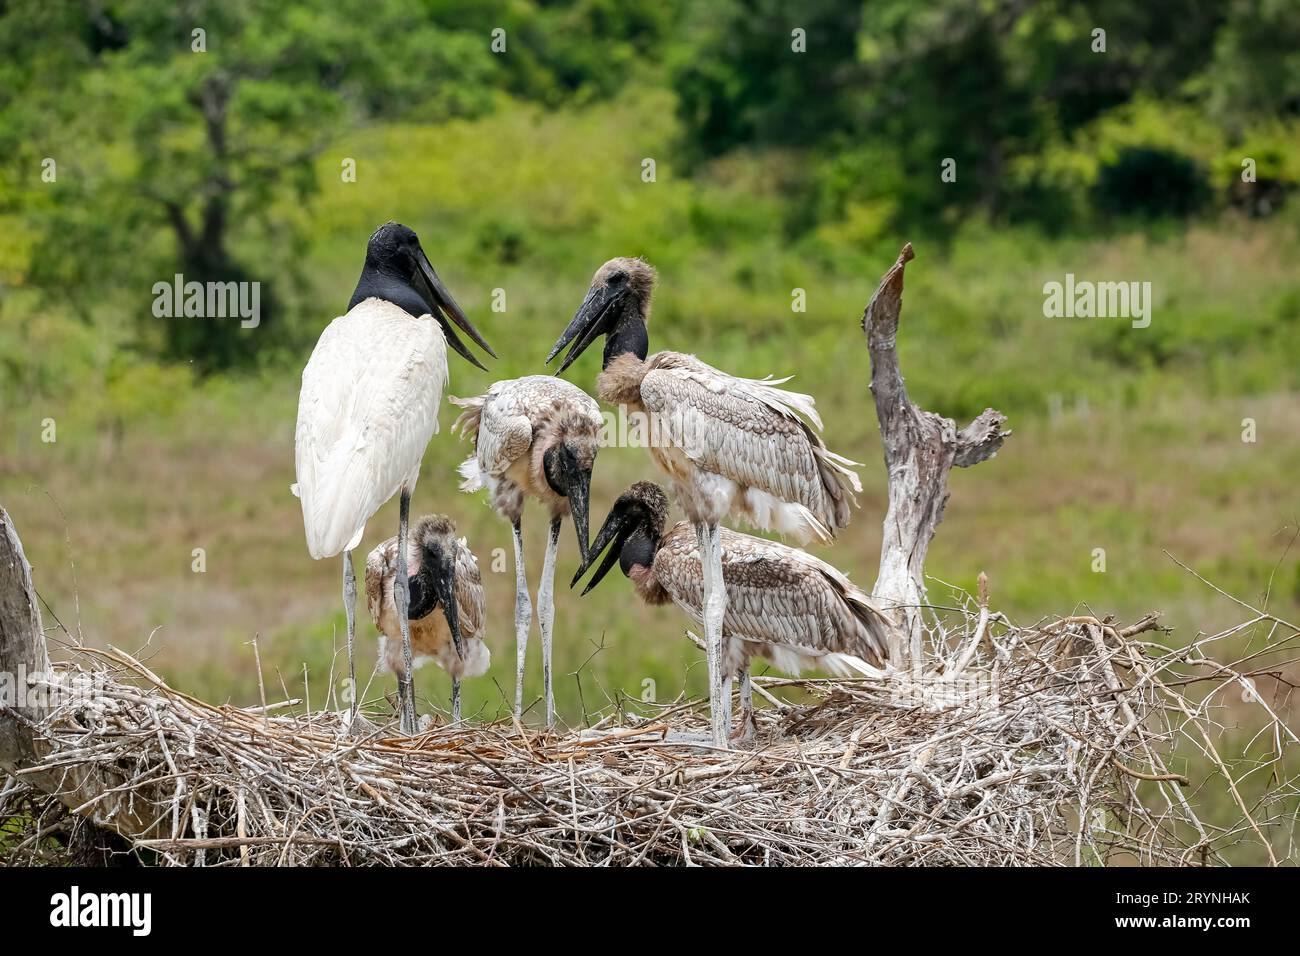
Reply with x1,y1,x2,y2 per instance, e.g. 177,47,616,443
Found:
363,222,420,272
546,257,655,374
542,427,599,564
570,481,668,595
405,514,464,659
351,222,496,370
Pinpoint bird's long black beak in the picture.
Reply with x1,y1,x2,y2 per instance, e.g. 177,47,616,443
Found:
571,505,628,596
547,284,620,373
407,546,463,660
569,467,592,566
438,557,464,661
415,249,496,371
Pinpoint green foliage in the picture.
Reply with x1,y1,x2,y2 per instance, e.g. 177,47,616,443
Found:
670,0,1299,238
1092,146,1212,220
0,0,671,372
672,0,861,157
1203,0,1300,129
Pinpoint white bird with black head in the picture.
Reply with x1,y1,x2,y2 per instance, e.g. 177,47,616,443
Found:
295,222,494,734
451,375,602,727
573,482,890,745
547,258,862,747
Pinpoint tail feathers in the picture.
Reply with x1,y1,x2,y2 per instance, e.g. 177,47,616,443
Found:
820,652,887,679
815,443,863,533
449,394,484,441
457,455,485,493
811,557,893,667
786,503,833,545
740,489,831,545
845,587,892,667
456,639,491,680
299,454,372,559
450,394,487,494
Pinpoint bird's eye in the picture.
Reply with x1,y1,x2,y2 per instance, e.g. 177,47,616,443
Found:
611,271,628,286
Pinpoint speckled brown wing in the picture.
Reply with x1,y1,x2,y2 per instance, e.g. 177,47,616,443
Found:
638,353,861,536
452,536,486,641
363,536,398,631
464,375,600,478
652,523,889,669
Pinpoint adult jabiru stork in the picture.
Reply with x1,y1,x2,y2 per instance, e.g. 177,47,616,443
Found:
295,222,494,735
546,258,862,747
451,375,601,727
573,482,890,745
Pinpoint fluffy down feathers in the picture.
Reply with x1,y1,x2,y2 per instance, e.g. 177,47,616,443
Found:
364,522,489,681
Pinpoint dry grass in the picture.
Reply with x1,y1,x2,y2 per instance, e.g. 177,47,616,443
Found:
4,591,1297,867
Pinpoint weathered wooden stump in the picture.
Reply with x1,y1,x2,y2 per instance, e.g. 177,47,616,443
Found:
862,244,1011,670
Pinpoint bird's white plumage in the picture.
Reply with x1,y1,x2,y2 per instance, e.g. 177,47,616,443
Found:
295,298,449,559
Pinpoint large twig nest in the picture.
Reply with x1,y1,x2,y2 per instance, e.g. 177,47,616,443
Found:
4,600,1294,867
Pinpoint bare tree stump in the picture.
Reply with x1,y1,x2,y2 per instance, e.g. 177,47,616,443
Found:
862,245,1011,671
0,507,157,839
0,506,51,770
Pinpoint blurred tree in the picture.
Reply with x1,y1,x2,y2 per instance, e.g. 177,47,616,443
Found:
464,0,680,106
1092,146,1211,220
672,0,861,156
1203,0,1300,131
669,0,1296,235
0,0,505,370
0,0,675,371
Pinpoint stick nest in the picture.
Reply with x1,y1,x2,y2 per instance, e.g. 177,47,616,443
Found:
3,602,1297,866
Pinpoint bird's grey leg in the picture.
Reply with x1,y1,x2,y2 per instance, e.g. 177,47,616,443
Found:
537,517,562,730
734,664,756,747
451,677,461,724
342,550,358,725
512,518,532,721
699,520,729,749
395,486,417,735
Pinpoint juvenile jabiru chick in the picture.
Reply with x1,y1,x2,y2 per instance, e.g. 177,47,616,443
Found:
365,515,488,723
451,375,602,727
547,258,861,746
573,482,890,745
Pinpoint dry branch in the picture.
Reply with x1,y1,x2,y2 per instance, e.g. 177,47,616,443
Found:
863,244,1011,668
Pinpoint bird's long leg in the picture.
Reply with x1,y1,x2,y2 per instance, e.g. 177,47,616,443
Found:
699,520,729,749
342,550,358,726
537,517,562,730
395,486,417,735
512,517,533,721
451,677,461,724
734,663,755,747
